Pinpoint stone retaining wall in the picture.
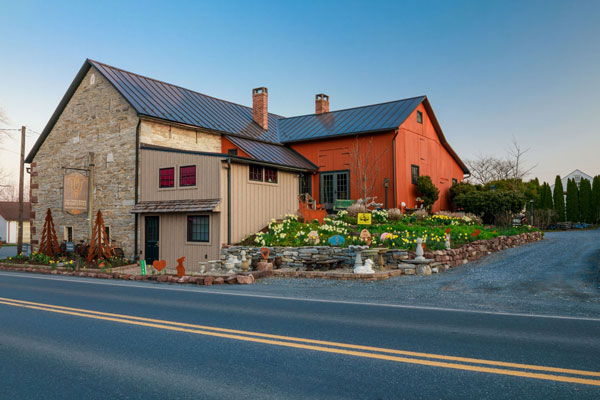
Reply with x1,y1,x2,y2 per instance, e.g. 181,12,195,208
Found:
222,231,544,271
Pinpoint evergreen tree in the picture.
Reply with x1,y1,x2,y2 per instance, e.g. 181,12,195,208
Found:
552,175,565,222
578,178,592,222
592,175,600,224
566,178,580,222
542,183,553,210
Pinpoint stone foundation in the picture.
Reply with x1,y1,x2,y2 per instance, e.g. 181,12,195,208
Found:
221,231,544,274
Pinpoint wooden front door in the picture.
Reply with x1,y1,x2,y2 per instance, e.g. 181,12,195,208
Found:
144,216,159,265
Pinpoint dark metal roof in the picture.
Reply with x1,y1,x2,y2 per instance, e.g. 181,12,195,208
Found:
89,60,281,143
278,96,425,143
225,135,317,171
130,199,221,214
0,202,31,221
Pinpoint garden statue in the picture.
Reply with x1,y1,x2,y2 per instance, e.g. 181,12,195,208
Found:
445,233,451,250
328,235,345,246
307,230,320,245
240,250,249,272
359,229,372,245
415,238,426,261
354,258,375,274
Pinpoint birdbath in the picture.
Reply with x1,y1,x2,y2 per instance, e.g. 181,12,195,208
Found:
348,245,369,268
361,248,379,267
375,248,388,270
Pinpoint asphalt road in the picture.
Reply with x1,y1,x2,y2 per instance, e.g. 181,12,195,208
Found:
1,268,599,399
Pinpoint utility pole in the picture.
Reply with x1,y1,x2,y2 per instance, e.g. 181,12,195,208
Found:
17,126,25,255
87,152,95,241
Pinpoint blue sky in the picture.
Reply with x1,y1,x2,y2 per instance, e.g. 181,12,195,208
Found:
0,0,599,184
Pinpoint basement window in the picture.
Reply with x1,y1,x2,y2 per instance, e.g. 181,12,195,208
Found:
411,165,420,185
159,167,175,188
249,165,263,182
180,165,196,187
417,111,423,124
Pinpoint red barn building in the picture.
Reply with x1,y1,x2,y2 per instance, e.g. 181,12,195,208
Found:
225,93,469,212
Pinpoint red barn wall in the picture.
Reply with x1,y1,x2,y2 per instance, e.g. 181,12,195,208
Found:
221,137,251,158
290,131,396,207
395,103,464,212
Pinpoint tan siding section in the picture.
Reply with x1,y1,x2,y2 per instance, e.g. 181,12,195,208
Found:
229,163,299,243
140,213,220,273
140,120,221,153
139,149,222,202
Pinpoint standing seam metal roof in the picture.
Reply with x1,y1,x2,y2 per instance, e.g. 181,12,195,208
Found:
225,135,317,171
90,60,281,143
278,96,425,143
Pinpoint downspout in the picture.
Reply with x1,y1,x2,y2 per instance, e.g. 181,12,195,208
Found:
392,129,399,208
134,119,140,260
227,157,231,244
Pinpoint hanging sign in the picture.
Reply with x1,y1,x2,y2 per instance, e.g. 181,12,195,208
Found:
63,172,88,215
357,213,372,225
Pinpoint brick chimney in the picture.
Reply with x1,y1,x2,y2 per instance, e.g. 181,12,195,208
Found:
315,93,329,114
252,87,268,130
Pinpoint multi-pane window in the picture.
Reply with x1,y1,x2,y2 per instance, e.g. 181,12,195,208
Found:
228,149,238,156
187,215,210,242
64,226,73,242
411,165,420,184
159,167,175,188
264,168,278,183
249,165,263,182
299,174,311,195
180,165,196,187
417,110,423,124
336,173,348,200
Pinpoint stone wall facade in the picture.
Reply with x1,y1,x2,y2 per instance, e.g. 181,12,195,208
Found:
30,67,139,257
221,232,544,272
139,120,221,153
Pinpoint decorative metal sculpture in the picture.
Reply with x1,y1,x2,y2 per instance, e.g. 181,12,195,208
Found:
153,260,166,272
39,209,60,257
297,194,326,224
176,257,186,277
260,247,270,260
87,210,112,264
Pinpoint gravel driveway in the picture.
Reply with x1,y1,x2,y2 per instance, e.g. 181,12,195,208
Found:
216,229,600,318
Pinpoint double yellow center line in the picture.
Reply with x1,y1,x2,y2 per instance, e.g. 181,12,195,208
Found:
1,296,599,386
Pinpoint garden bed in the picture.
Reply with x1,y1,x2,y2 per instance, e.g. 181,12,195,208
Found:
0,262,266,285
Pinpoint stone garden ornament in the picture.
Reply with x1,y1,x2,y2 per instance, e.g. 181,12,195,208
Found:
359,229,372,245
354,258,375,274
415,238,426,261
307,230,320,245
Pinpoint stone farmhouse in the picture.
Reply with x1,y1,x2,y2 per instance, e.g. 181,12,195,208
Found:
26,59,468,266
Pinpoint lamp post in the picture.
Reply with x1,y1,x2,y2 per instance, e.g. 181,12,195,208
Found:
530,199,534,227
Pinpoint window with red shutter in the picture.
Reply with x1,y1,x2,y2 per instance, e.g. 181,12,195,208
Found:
180,165,196,187
159,168,175,188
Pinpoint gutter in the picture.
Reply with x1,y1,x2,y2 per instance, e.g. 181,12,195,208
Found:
134,119,140,260
227,157,231,244
392,129,399,208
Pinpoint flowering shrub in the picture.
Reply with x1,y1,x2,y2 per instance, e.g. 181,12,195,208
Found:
243,210,538,251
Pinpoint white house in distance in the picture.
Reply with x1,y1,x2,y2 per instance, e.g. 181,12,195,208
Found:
0,202,31,244
551,169,594,193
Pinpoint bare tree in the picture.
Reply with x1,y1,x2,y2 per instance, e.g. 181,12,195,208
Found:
350,136,387,206
466,138,537,186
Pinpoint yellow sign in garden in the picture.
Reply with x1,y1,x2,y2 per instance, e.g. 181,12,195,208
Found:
357,213,372,225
